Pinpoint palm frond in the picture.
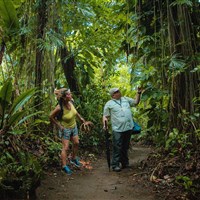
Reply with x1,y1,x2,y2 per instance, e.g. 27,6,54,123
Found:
10,88,35,115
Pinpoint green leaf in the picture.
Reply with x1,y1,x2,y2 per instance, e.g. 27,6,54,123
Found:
0,78,12,103
12,0,25,9
77,5,96,18
10,88,35,115
170,0,193,7
0,79,12,128
5,152,14,161
8,110,26,127
86,65,95,79
14,111,44,127
169,54,186,74
0,0,19,30
9,129,25,135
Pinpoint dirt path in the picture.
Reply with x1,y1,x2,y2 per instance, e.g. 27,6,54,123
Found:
35,145,156,200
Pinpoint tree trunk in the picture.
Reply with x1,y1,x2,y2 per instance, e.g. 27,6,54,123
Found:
60,46,80,95
35,0,47,109
0,41,6,65
167,3,200,132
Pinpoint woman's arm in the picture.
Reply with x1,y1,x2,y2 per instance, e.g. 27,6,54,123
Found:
49,105,64,131
76,112,86,123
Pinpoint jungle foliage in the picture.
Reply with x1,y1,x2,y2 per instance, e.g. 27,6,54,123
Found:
0,0,200,199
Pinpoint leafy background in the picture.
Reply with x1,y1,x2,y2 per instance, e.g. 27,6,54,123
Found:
0,0,199,199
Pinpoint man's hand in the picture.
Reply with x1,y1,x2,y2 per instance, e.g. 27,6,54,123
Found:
103,117,108,130
137,87,143,94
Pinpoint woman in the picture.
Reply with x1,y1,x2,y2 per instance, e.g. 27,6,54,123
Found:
50,88,85,175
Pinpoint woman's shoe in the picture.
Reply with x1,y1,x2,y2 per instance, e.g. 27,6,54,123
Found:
70,158,82,168
63,165,72,175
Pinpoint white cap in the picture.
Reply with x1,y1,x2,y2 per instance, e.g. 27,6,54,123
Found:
109,88,119,96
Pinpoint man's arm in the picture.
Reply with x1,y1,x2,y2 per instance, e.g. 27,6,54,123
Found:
135,87,143,105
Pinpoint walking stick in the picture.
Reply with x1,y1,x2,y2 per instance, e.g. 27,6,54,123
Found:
104,121,111,172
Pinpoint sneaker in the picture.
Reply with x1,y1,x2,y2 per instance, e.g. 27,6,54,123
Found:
112,166,121,172
63,165,72,175
121,163,131,169
70,158,82,168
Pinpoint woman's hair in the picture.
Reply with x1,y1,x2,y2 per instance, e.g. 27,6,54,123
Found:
56,98,64,121
54,88,71,121
54,88,70,100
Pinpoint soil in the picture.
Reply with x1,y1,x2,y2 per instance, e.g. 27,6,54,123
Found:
35,144,161,200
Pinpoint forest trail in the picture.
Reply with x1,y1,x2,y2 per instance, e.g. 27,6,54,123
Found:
35,144,157,200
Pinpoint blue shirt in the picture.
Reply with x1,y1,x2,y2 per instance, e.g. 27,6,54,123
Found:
103,97,136,132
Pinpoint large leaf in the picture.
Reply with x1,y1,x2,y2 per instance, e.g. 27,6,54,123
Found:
0,0,19,30
0,78,12,103
7,110,26,127
169,54,186,75
170,0,193,7
0,79,12,128
14,111,44,128
10,88,35,115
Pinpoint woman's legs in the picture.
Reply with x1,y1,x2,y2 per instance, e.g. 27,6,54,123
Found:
71,135,79,159
61,138,70,167
70,135,82,167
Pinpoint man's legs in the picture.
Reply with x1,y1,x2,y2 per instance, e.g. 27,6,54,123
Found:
120,130,132,168
112,131,122,170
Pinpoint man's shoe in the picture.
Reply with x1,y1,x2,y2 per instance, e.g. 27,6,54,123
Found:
63,165,72,175
112,166,121,172
70,158,82,168
121,164,131,169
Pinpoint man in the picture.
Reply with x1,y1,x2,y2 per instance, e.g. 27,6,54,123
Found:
103,87,142,172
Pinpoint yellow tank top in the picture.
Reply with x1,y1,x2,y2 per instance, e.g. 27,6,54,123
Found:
61,103,77,128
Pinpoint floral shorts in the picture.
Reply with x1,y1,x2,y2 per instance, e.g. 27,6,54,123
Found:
59,126,78,140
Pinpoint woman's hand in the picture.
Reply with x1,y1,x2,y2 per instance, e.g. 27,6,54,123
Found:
80,117,86,123
59,125,64,131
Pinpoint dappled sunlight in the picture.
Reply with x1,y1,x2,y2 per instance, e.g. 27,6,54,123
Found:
79,160,93,170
